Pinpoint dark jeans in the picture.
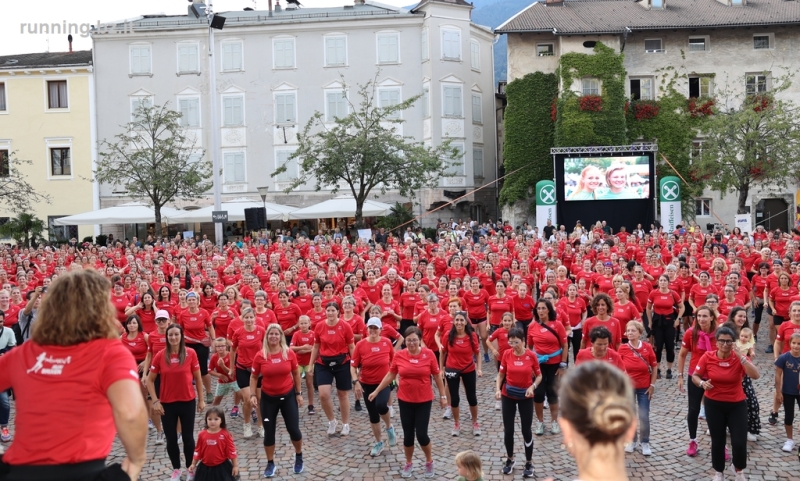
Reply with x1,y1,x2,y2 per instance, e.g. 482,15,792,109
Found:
397,400,432,448
651,314,676,364
687,380,705,439
162,400,196,470
445,369,478,408
633,388,651,443
259,388,302,447
361,382,390,425
0,390,9,425
501,394,534,461
705,398,748,472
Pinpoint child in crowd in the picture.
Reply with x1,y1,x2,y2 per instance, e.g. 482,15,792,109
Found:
736,327,755,358
774,333,800,453
189,407,239,481
455,450,484,481
289,315,316,414
209,338,241,416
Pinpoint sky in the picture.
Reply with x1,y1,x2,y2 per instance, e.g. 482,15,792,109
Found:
1,0,412,56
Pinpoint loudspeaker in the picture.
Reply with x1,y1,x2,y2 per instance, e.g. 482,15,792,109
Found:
210,14,226,30
244,207,266,231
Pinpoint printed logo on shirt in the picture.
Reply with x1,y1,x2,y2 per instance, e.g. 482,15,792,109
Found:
371,347,381,353
514,361,524,366
26,352,71,375
409,359,419,364
720,362,730,367
206,440,217,446
270,358,282,364
328,330,336,335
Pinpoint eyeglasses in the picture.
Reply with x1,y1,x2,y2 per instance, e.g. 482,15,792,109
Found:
716,339,734,345
156,318,168,323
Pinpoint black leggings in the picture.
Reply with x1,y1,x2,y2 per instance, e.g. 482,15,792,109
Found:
687,379,705,439
361,382,390,424
162,400,196,470
398,400,432,448
570,329,582,363
187,343,209,376
259,389,302,447
753,300,765,325
783,393,800,426
534,363,559,405
502,395,534,461
445,369,478,408
705,398,748,472
651,314,676,364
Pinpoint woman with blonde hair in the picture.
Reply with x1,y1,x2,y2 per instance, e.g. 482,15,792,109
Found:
598,164,637,199
0,269,147,481
569,165,604,200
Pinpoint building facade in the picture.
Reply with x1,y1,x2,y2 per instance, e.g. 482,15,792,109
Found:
91,0,497,230
0,49,97,242
497,0,800,231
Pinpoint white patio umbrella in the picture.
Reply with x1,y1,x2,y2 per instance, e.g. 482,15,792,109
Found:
165,197,297,223
289,196,392,220
53,202,182,225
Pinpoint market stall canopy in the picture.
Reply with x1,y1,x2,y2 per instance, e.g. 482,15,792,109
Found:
289,196,392,220
165,198,297,223
53,202,183,226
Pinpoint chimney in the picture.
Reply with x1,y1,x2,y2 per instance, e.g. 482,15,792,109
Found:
275,0,282,12
354,0,366,4
68,34,73,53
545,0,565,5
269,0,273,16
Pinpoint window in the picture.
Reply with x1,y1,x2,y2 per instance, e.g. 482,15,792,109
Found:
630,78,653,100
442,28,461,60
582,78,600,96
130,45,151,74
47,80,68,109
378,88,401,119
688,37,707,52
274,92,296,124
651,0,664,8
275,150,298,182
443,85,462,117
690,140,703,164
48,216,76,243
537,43,554,57
222,95,244,126
273,38,295,69
421,29,429,61
178,97,200,127
377,33,399,64
746,74,768,95
732,0,743,4
325,36,347,66
753,35,771,50
688,76,713,98
644,39,663,53
178,43,199,73
326,91,348,121
470,40,480,70
223,152,245,183
50,147,71,176
473,148,484,178
131,96,153,121
0,83,5,111
421,85,430,118
221,41,243,71
471,94,482,123
695,199,711,217
445,143,464,176
0,150,8,177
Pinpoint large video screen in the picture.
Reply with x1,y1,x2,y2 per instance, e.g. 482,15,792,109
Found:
563,156,651,201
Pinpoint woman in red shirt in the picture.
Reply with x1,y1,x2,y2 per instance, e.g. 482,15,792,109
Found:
148,324,205,481
111,280,131,327
211,293,238,340
125,291,157,334
612,286,641,340
250,323,304,478
441,311,482,437
199,282,219,312
368,326,447,478
528,299,568,437
398,280,421,339
374,284,401,331
274,290,303,342
512,282,535,334
228,308,266,438
305,293,327,327
178,292,215,404
646,274,683,378
350,317,398,457
463,277,490,360
575,326,626,370
751,262,771,339
769,272,797,344
559,284,588,360
619,320,658,456
581,293,622,351
692,325,760,480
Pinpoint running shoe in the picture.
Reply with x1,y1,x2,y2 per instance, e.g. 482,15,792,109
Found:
495,400,502,410
641,443,652,456
389,406,395,418
782,439,795,452
769,411,779,425
766,345,774,354
452,422,460,436
442,406,452,419
187,471,195,481
535,421,545,436
387,426,397,446
264,461,277,478
155,432,164,445
666,369,673,380
712,472,724,481
370,441,385,457
401,462,413,478
523,462,534,478
699,405,706,419
230,406,240,418
258,426,265,438
327,420,338,435
483,353,490,364
170,469,182,481
355,400,362,412
747,433,758,442
472,422,481,436
294,454,304,474
734,471,746,481
424,461,435,478
251,409,258,424
243,423,253,438
551,421,560,434
625,442,636,453
502,458,516,475
148,419,154,430
205,392,213,404
686,440,698,457
0,427,10,443
308,405,315,415
725,446,731,461
340,423,350,436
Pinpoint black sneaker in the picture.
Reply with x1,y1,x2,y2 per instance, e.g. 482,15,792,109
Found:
666,369,673,380
355,400,362,412
657,369,662,380
307,405,315,415
766,345,774,354
769,411,778,425
502,458,516,475
523,462,534,478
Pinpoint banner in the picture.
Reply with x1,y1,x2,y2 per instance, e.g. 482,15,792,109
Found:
535,180,557,234
735,214,752,235
659,176,682,232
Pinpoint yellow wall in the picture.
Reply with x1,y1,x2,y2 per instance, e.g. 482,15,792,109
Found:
0,70,95,241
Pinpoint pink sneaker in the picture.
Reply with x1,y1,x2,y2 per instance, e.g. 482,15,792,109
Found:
724,446,731,461
686,440,698,457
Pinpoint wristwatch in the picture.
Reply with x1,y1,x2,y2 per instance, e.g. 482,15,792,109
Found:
352,380,360,386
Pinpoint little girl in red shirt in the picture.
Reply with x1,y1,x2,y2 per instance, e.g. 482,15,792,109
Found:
189,407,239,481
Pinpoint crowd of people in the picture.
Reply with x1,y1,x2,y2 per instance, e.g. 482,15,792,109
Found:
0,217,799,480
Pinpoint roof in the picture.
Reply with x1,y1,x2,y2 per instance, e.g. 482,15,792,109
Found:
411,0,474,11
0,50,93,70
496,0,800,34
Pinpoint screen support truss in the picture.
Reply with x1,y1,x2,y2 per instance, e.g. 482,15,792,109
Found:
549,144,658,155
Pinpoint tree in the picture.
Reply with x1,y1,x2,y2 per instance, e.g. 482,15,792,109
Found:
0,213,47,247
0,152,51,212
273,75,460,228
377,202,416,233
692,76,800,214
94,102,212,234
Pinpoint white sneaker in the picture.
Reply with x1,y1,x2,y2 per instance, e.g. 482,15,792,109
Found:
442,406,452,419
243,423,253,438
747,433,757,442
389,406,395,418
340,423,350,436
154,432,164,445
706,428,711,436
186,470,195,481
625,442,636,453
327,420,338,435
641,443,652,456
170,469,182,481
712,472,724,481
781,439,795,452
495,400,502,410
734,471,746,481
258,426,265,438
699,405,706,419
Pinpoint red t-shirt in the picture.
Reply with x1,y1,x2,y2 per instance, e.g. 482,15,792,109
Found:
618,341,657,389
770,286,798,318
694,351,747,402
177,308,212,344
463,289,490,320
147,330,167,356
121,332,148,362
305,308,327,327
209,352,235,384
682,328,715,373
374,299,400,331
212,309,237,340
230,326,266,369
647,289,681,316
150,348,200,403
499,349,541,395
487,295,514,326
689,284,715,307
0,339,138,466
351,337,395,385
776,321,800,353
582,317,623,348
0,303,20,327
399,293,421,320
110,293,131,324
390,347,440,403
252,349,298,396
612,302,641,327
575,347,626,371
341,315,366,339
442,332,480,373
512,295,535,321
527,320,567,364
192,428,237,467
417,309,449,351
313,320,355,362
289,330,315,365
489,327,512,357
274,303,303,331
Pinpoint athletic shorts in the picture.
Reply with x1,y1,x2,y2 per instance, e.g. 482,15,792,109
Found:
314,362,352,390
215,381,240,397
773,315,785,327
236,367,262,390
470,317,487,325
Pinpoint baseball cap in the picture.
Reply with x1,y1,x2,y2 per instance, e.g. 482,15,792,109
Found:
186,292,198,299
604,262,613,267
155,310,170,320
366,317,382,329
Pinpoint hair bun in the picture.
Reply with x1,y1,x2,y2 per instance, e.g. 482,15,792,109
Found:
590,398,633,438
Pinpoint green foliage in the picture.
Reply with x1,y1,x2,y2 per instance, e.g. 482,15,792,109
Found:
0,213,46,247
95,234,108,247
422,227,438,240
0,151,51,213
499,72,558,206
95,102,213,233
377,202,416,232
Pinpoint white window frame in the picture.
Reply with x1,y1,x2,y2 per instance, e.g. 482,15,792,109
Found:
324,89,349,122
745,73,770,95
753,33,773,50
377,87,402,119
629,77,654,100
177,42,200,74
445,142,465,177
275,148,299,183
44,137,73,180
177,96,201,128
130,95,154,122
221,40,244,72
688,75,713,98
421,83,430,118
324,34,348,67
222,151,246,184
537,43,555,57
441,26,462,61
221,94,245,127
273,91,297,125
273,36,296,69
421,28,429,61
442,83,463,118
0,82,8,113
0,148,8,177
470,39,480,71
688,36,709,52
582,78,600,96
471,93,482,124
644,38,664,54
473,147,484,178
129,43,152,76
695,198,711,217
45,78,69,111
376,32,400,65
690,140,704,164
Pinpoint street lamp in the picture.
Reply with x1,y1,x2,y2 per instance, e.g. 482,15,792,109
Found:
257,186,270,234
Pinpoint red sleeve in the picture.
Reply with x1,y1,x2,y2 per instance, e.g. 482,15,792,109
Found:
188,348,201,372
225,430,238,459
192,431,206,462
251,351,263,374
150,350,164,374
99,341,139,393
471,332,480,354
390,352,401,375
344,322,355,345
351,342,362,367
694,352,708,377
429,349,440,375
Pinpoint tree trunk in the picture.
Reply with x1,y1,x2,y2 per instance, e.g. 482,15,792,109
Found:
355,200,364,229
154,207,163,239
737,182,749,215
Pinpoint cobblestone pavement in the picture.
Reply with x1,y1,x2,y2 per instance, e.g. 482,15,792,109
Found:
10,334,799,480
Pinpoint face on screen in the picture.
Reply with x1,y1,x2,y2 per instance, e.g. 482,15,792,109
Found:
564,156,650,201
